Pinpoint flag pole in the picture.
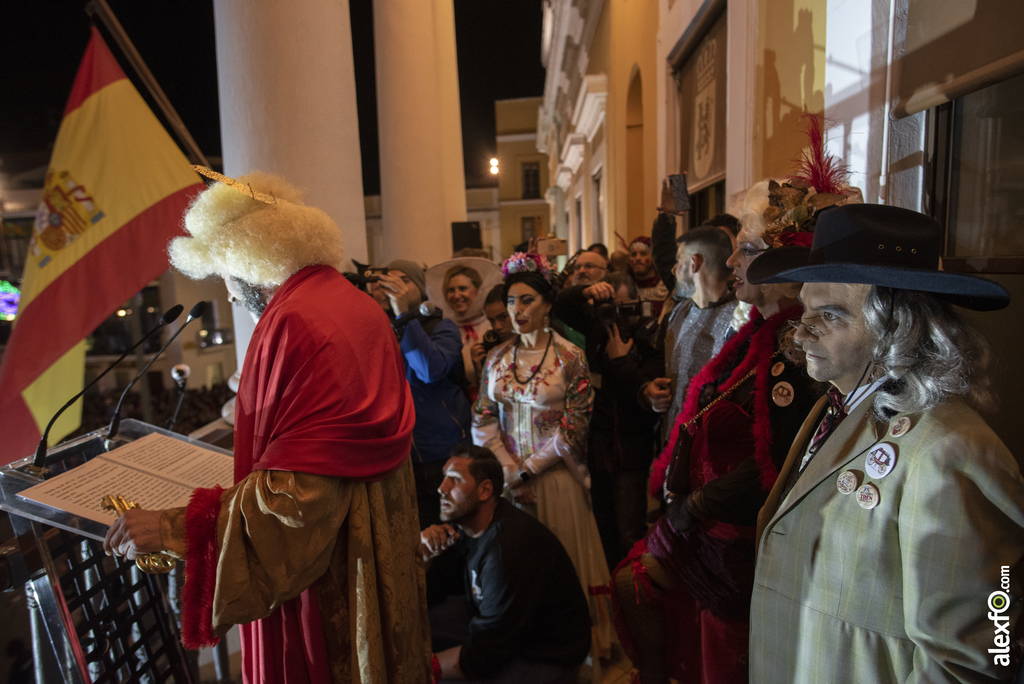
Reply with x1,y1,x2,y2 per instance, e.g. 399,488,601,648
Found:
84,0,211,167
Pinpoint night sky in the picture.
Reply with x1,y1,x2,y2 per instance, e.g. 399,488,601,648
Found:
1,0,546,194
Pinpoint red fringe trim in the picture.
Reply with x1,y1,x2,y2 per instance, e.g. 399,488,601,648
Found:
181,485,224,649
431,654,442,683
651,306,802,497
611,538,658,668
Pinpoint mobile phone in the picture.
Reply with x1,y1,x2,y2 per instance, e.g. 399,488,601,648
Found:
536,237,568,256
668,174,690,213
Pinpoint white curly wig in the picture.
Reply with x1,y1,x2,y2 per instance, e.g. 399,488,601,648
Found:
169,171,344,287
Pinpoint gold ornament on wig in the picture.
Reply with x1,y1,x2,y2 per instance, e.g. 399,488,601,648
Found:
192,165,278,205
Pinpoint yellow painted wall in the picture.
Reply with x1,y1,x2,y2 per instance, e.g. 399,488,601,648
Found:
496,97,548,257
497,139,548,202
755,0,827,179
499,204,549,257
496,98,541,135
607,0,660,247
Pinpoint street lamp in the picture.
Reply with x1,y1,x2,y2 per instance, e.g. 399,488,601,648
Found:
489,157,499,175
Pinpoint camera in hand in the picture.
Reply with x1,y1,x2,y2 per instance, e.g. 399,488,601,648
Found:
343,265,389,287
594,299,654,327
481,329,515,354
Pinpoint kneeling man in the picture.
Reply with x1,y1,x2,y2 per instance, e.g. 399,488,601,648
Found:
422,444,591,682
746,203,1024,682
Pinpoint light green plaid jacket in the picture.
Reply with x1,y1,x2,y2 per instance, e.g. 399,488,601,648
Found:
751,395,1024,683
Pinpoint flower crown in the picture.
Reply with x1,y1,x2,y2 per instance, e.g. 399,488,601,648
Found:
502,252,555,282
760,115,861,249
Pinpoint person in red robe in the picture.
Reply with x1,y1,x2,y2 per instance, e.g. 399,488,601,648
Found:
104,169,432,684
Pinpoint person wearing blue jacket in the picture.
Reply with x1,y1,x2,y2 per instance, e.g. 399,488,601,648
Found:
381,259,473,527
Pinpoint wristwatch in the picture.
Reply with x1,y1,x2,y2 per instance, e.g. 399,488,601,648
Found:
518,468,531,483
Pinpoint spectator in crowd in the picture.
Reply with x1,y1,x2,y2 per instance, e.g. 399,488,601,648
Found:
104,170,430,682
426,257,503,400
553,271,663,568
747,203,1024,683
473,251,614,659
482,284,512,336
614,172,852,684
380,259,471,528
470,284,516,376
644,223,738,443
367,277,392,314
628,236,669,315
649,178,739,295
569,251,609,288
588,242,610,261
423,445,591,683
608,250,630,274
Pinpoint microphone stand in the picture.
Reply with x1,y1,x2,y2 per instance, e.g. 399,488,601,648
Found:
30,304,184,470
106,302,207,448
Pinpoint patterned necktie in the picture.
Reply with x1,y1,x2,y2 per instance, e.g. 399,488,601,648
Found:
803,387,848,468
781,388,849,500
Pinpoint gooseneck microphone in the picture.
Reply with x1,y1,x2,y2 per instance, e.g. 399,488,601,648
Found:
165,364,191,431
106,302,207,445
32,304,185,468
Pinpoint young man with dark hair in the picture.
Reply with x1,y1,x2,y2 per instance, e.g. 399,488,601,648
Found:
423,445,591,682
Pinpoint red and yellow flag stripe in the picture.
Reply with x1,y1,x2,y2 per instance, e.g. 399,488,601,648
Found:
0,27,204,463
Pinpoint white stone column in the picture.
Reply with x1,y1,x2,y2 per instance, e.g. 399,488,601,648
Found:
433,0,468,224
373,0,467,266
213,0,367,368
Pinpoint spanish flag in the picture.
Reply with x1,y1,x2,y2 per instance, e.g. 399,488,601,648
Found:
0,27,204,464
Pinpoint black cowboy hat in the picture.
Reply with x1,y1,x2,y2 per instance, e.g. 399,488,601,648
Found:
746,204,1009,311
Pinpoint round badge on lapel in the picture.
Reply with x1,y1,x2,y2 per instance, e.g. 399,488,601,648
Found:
856,483,880,509
772,381,794,407
865,443,897,479
890,416,912,438
771,361,785,377
836,470,859,495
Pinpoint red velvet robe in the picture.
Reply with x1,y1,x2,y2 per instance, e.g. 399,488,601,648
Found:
182,265,417,683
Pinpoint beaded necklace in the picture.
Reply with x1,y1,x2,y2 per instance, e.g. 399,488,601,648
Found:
511,332,553,385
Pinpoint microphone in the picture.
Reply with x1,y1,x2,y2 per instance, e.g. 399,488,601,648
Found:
391,300,442,338
171,364,191,386
165,365,191,431
106,302,207,444
32,304,184,468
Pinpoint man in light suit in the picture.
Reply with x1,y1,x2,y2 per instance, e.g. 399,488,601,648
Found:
746,203,1024,682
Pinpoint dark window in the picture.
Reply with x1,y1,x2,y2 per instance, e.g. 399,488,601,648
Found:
521,216,537,242
926,71,1024,272
522,162,541,199
687,179,726,229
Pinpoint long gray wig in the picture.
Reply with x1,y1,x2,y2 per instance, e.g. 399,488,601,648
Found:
865,286,995,416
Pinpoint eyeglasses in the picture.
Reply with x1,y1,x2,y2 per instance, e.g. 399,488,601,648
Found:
785,313,837,338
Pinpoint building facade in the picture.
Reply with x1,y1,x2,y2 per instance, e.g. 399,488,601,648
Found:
539,0,1024,446
495,97,551,258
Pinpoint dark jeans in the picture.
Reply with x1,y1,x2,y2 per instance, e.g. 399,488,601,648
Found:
430,596,578,684
591,466,649,569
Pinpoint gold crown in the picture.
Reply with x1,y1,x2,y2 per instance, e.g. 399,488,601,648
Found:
192,165,278,205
